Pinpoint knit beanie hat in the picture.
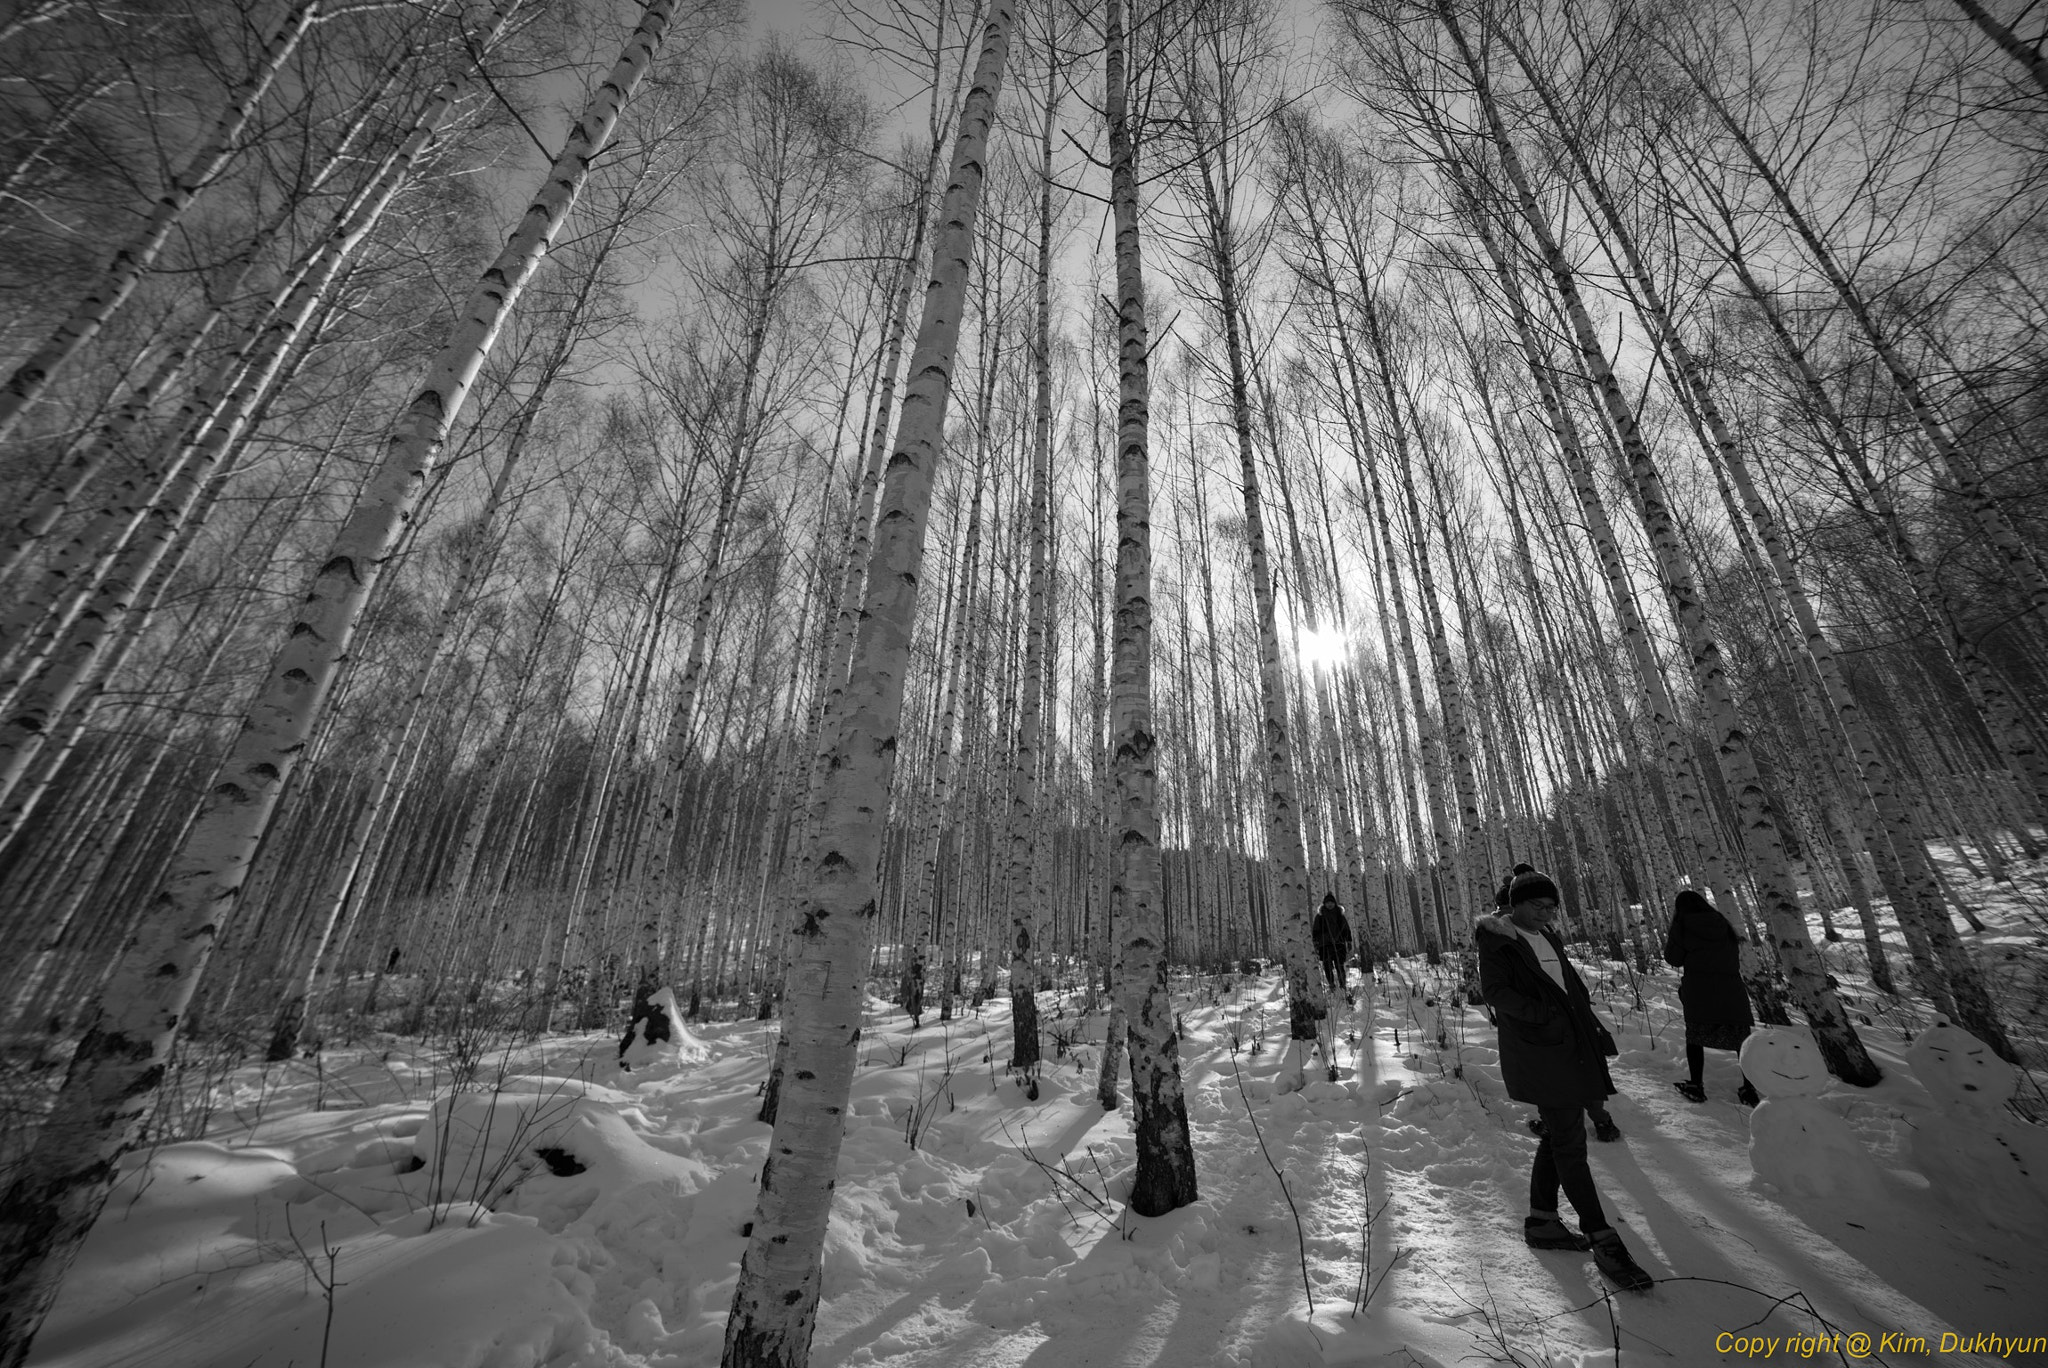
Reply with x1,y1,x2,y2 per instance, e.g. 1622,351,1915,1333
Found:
1508,869,1560,908
1495,863,1536,909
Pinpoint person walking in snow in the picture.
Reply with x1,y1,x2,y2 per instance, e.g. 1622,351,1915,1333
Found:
902,952,927,1031
1477,867,1654,1291
1496,865,1621,1142
1664,889,1758,1106
1312,892,1354,1003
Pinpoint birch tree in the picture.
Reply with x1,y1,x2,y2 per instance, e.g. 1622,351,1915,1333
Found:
1423,0,1879,1084
1105,0,1200,1215
0,7,690,1356
722,5,1016,1363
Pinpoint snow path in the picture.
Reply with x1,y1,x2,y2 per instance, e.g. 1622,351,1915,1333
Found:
27,859,2048,1367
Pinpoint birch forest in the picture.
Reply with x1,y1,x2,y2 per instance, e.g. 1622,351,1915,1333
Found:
0,0,2043,1363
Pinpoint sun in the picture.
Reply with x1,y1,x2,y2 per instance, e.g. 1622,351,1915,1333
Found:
1296,626,1349,670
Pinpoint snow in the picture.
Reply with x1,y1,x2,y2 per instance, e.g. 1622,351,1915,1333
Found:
26,851,2048,1367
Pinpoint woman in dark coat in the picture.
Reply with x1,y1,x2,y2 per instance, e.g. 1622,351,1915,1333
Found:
1476,869,1653,1291
1664,889,1758,1105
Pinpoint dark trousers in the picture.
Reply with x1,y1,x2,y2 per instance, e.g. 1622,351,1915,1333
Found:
1319,956,1346,992
1686,1022,1752,1086
1532,1106,1609,1234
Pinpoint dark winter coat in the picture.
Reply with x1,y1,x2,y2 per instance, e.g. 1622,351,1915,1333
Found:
1312,903,1353,962
1663,895,1753,1031
1474,913,1614,1109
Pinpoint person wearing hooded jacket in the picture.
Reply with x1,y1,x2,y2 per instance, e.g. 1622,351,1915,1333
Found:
1664,888,1759,1105
1494,865,1620,1142
1477,867,1654,1292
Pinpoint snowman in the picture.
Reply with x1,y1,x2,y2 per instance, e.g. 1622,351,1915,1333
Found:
1738,1028,1886,1200
618,986,705,1072
1903,1020,2048,1233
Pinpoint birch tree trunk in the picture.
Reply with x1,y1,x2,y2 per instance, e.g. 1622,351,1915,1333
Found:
1105,0,1198,1216
1177,127,1324,1083
0,8,680,1357
1509,49,2011,1046
1619,257,2016,1055
0,0,324,444
0,9,516,700
1698,209,2048,814
1670,50,2048,616
721,7,1014,1363
1004,54,1063,1084
1436,0,1877,1084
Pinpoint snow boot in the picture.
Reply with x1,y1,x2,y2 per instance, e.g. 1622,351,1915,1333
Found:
1524,1215,1590,1251
1737,1079,1760,1107
1674,1079,1707,1104
1589,1229,1654,1291
1593,1113,1621,1143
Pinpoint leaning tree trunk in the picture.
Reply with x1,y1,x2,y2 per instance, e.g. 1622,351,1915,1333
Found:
1946,0,2048,97
1514,46,2015,1056
0,0,324,445
720,8,1014,1365
1677,56,2048,616
1437,144,1746,922
0,7,679,1360
1702,219,2048,815
1437,0,1877,1084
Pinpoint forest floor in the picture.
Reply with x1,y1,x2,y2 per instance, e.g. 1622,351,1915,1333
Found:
24,847,2048,1368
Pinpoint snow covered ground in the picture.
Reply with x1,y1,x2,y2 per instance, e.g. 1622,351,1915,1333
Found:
27,856,2048,1368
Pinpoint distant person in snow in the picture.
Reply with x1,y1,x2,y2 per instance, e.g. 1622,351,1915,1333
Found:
1311,892,1354,1002
1496,864,1619,1142
1476,867,1654,1291
1665,889,1759,1105
903,953,927,1031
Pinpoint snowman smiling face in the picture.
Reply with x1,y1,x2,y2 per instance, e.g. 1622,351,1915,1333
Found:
1739,1029,1827,1099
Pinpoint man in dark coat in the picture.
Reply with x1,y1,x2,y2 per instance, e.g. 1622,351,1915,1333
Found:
1664,889,1758,1105
1311,893,1353,1001
1477,868,1654,1291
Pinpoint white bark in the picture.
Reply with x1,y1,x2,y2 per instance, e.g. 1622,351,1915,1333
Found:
1105,0,1198,1216
721,7,1014,1363
0,7,679,1358
0,0,324,444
